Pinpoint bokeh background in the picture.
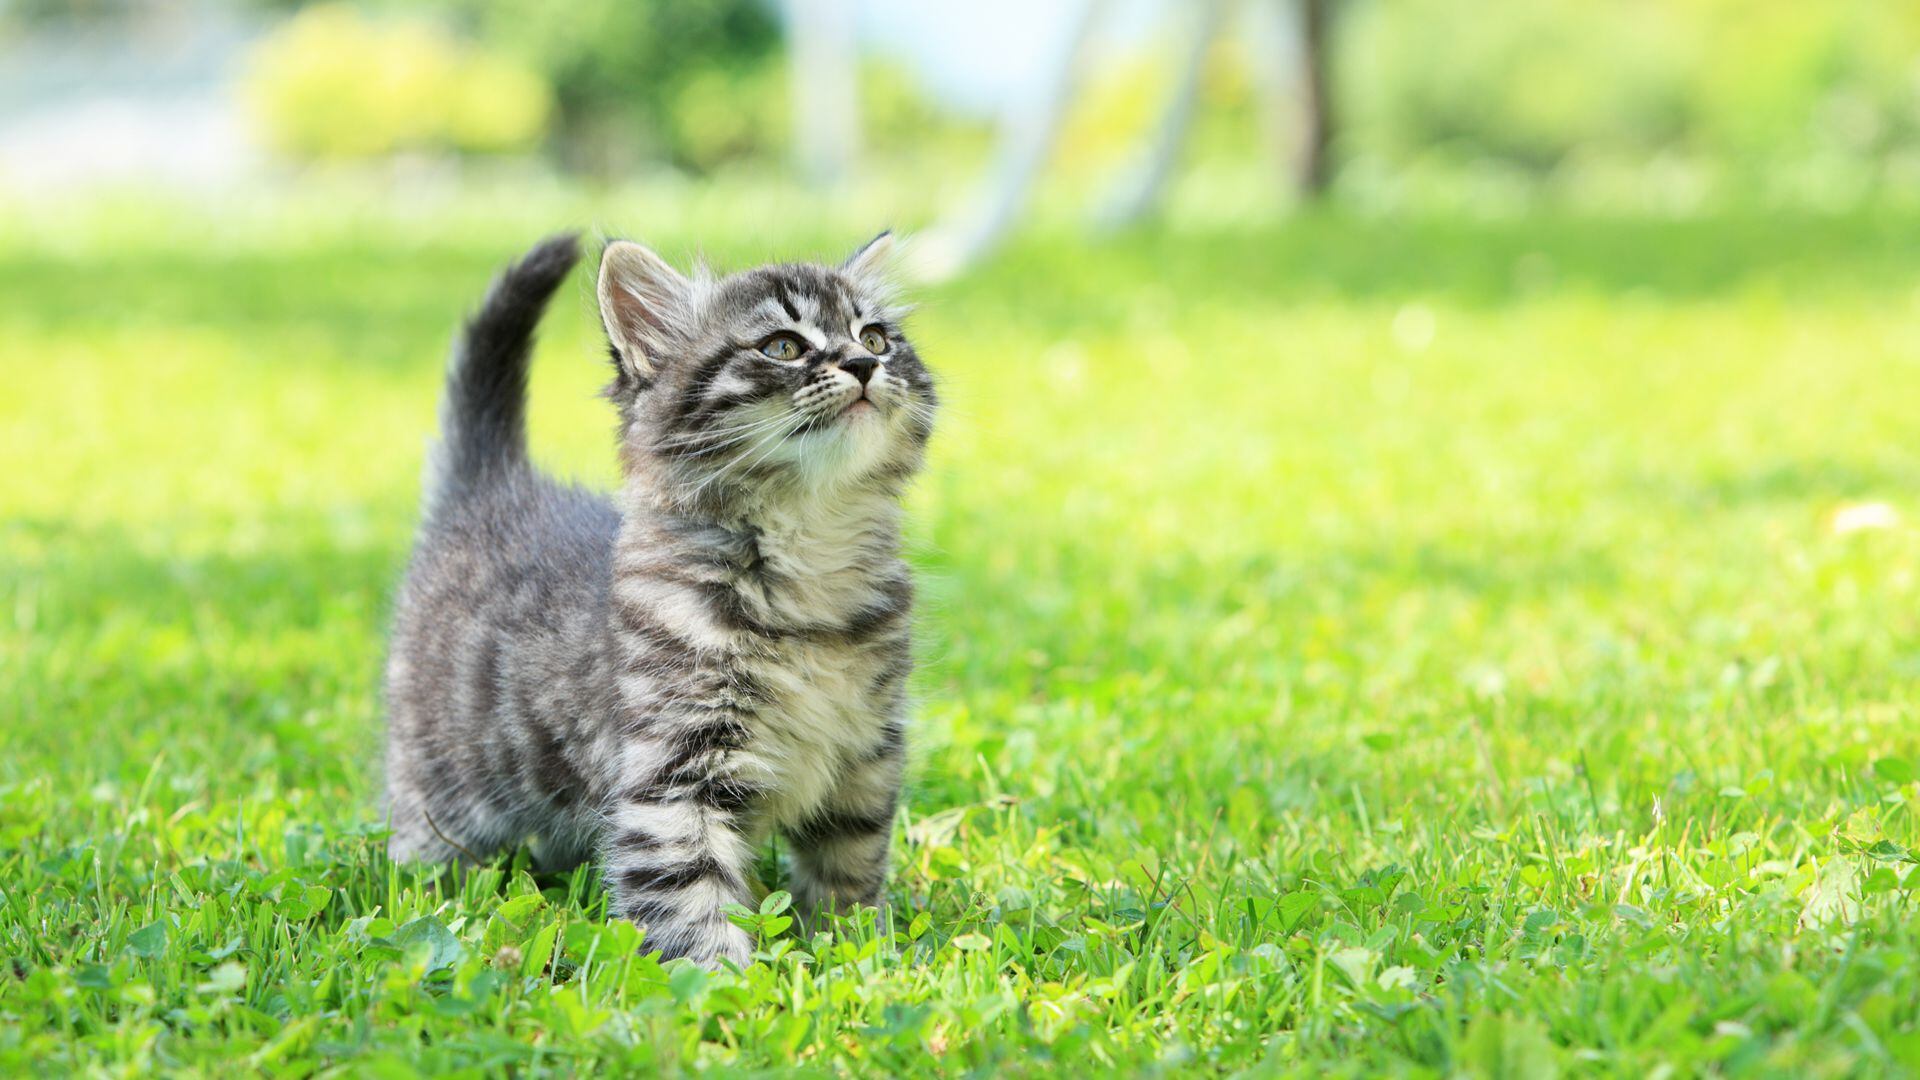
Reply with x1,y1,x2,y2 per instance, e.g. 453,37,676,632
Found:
6,1,1920,1074
5,1,1920,223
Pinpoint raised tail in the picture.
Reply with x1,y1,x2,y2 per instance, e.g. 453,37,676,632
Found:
425,233,581,516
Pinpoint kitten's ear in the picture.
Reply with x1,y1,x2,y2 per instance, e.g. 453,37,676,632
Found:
598,239,693,378
842,230,900,283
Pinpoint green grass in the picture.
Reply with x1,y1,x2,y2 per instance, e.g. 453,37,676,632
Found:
5,199,1920,1076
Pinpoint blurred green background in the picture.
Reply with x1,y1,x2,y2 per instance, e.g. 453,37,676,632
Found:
4,0,1920,208
4,1,1920,1075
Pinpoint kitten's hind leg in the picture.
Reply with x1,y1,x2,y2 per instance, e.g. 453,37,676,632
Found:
382,778,503,867
528,823,597,873
388,812,477,865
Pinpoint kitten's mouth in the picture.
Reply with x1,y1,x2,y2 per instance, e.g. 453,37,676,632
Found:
839,394,875,418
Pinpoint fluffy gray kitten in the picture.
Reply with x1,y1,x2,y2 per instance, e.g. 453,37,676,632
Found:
383,232,935,966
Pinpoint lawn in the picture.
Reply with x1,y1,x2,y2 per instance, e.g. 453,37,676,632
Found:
4,196,1920,1075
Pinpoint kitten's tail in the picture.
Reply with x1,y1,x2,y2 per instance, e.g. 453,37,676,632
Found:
425,233,581,516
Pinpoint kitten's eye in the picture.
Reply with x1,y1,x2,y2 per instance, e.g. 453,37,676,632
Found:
759,334,804,362
858,325,889,354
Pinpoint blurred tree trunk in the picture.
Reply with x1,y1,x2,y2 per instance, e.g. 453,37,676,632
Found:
1293,0,1335,198
1097,0,1230,228
783,0,861,188
915,0,1107,280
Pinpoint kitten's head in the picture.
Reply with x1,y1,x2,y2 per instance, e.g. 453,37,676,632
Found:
597,233,935,511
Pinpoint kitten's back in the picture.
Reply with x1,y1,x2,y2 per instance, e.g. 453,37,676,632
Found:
384,238,624,861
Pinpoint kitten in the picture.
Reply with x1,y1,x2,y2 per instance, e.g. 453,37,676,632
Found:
382,232,935,966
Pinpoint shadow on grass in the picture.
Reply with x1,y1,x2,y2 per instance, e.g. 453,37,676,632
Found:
961,211,1920,323
1627,457,1920,510
5,212,1919,371
2,515,400,786
5,514,401,631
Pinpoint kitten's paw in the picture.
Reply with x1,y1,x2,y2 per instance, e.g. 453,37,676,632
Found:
650,922,755,971
703,928,755,971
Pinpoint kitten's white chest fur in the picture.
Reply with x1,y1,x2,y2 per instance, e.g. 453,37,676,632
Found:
734,496,905,829
747,637,890,827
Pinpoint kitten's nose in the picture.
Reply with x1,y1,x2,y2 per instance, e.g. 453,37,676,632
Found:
838,355,878,386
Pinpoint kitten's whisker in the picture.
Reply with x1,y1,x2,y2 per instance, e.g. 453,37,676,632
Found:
669,423,792,458
731,426,800,485
655,413,796,456
655,412,792,446
687,416,799,501
670,411,793,439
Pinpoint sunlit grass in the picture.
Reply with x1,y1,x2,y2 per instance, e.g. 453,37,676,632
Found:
3,201,1920,1074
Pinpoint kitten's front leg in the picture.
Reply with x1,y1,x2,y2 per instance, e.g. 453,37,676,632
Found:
786,745,903,931
602,739,759,967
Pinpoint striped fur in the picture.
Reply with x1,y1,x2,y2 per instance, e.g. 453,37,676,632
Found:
384,232,934,966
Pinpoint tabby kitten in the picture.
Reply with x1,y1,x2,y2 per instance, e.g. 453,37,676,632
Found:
383,232,935,966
